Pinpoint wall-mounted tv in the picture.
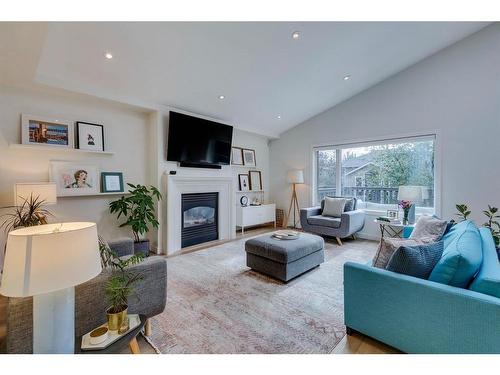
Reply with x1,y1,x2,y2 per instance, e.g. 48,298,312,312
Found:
166,111,233,169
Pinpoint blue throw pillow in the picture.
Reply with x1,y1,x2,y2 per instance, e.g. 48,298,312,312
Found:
428,220,483,288
469,228,500,298
386,241,444,279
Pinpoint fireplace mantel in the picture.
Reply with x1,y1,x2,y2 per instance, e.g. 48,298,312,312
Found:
165,175,235,255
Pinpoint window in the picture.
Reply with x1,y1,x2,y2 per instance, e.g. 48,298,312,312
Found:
314,136,436,212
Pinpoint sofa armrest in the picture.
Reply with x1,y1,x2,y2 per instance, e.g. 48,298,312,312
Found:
108,237,134,257
340,209,365,233
344,262,500,353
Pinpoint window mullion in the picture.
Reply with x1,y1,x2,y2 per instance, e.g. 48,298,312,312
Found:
335,148,342,196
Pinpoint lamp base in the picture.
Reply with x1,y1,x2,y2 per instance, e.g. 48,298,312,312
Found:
33,287,75,354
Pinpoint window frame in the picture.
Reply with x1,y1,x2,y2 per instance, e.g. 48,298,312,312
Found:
311,132,441,216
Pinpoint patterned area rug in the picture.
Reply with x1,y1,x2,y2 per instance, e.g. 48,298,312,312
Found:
149,235,377,354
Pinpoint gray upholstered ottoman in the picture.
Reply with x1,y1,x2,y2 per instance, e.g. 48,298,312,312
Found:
245,232,325,282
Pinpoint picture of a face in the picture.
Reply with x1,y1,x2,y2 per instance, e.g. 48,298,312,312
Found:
65,169,92,189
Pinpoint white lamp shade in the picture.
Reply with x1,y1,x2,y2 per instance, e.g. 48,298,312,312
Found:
397,185,423,203
14,182,57,206
286,170,304,184
0,222,101,297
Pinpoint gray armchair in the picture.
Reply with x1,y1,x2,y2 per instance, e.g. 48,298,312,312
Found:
4,237,167,354
300,197,365,245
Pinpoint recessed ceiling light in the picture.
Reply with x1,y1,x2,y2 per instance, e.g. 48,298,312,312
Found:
105,52,113,59
277,115,281,119
292,31,300,39
343,75,351,81
218,95,225,100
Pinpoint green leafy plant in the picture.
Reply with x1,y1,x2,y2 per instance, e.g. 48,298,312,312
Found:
109,184,162,243
100,239,145,313
455,204,471,221
0,194,53,233
483,205,500,248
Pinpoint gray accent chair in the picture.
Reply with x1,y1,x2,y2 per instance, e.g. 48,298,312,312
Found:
4,237,167,354
300,197,365,245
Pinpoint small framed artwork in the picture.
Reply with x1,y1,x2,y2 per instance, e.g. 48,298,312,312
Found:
101,172,124,193
231,147,244,165
249,170,263,191
21,114,74,148
49,161,99,196
387,209,399,219
76,121,105,151
242,148,256,167
238,174,250,192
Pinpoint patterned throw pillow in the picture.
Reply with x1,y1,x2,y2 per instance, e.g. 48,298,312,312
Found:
372,237,434,269
321,197,346,218
386,241,444,279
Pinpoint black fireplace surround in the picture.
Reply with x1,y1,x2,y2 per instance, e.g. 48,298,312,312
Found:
181,192,219,248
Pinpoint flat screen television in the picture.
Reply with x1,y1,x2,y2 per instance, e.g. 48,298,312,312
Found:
166,111,233,168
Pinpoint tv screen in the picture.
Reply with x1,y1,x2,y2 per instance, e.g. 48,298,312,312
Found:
166,111,233,167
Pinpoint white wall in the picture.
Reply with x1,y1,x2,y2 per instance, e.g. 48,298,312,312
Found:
0,84,153,255
152,110,270,253
269,24,500,238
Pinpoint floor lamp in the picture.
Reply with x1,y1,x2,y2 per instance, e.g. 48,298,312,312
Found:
286,170,304,229
0,222,101,353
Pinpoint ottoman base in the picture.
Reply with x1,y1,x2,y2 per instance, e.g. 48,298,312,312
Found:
247,249,324,282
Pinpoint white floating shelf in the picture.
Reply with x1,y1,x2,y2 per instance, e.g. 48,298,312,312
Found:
58,192,128,198
236,190,265,193
9,143,115,155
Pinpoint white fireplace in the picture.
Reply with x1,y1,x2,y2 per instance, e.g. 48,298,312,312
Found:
165,175,235,255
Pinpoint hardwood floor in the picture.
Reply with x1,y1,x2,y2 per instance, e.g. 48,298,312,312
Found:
0,225,397,354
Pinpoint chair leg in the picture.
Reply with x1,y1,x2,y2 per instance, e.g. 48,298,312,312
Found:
336,237,343,246
144,318,152,337
352,234,357,240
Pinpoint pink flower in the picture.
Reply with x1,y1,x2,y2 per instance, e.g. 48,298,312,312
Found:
399,200,412,210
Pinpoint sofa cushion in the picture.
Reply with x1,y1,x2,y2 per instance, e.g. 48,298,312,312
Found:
322,197,346,218
469,228,500,298
409,215,447,242
245,233,324,264
307,215,341,228
428,220,483,288
321,196,356,212
386,241,444,279
372,237,433,269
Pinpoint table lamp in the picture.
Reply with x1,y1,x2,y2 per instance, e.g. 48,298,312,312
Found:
0,222,101,353
14,182,57,224
286,170,304,228
397,186,423,225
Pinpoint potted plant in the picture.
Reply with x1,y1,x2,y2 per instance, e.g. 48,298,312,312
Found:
109,183,162,255
100,240,144,331
1,194,53,232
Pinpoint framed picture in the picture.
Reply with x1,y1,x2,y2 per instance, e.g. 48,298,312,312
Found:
238,174,250,192
76,121,105,151
101,172,124,193
249,170,263,191
242,148,256,167
231,147,244,165
387,209,398,219
21,114,73,148
49,161,99,196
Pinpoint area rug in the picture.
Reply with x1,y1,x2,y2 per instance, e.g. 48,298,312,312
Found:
148,235,377,354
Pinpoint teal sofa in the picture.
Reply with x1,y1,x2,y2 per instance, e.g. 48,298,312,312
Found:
344,225,500,353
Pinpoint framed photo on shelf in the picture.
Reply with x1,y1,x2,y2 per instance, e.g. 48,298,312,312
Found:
249,170,262,191
49,161,99,197
21,114,74,148
387,209,399,219
76,121,105,151
242,148,256,167
101,172,124,193
238,174,250,192
231,147,244,165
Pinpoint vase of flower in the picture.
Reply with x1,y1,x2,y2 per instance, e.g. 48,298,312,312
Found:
399,200,412,225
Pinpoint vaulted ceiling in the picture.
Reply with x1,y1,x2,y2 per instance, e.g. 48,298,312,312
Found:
0,22,489,137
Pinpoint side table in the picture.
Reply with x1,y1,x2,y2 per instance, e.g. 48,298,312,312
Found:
75,314,147,354
374,219,414,239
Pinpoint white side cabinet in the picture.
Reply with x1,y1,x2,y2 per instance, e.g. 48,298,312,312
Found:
236,203,276,234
